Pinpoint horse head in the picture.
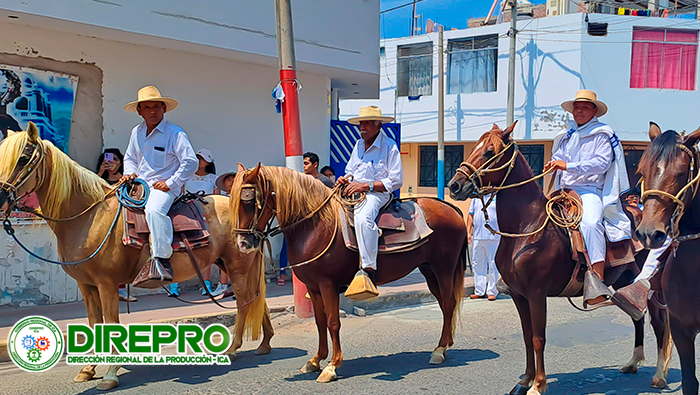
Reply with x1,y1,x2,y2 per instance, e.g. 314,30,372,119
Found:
448,121,517,201
0,122,44,213
232,162,277,254
636,122,700,248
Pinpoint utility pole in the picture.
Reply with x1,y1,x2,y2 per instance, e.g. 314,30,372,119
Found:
274,0,313,319
507,0,517,125
411,0,417,35
437,25,445,200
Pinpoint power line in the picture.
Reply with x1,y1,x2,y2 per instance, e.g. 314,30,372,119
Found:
380,0,426,14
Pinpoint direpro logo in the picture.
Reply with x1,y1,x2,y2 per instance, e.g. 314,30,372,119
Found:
65,323,231,362
7,316,64,372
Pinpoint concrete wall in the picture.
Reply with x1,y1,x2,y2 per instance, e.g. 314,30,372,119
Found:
342,14,700,143
0,0,380,99
0,21,331,173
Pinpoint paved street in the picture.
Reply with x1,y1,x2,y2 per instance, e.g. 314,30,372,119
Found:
0,296,693,395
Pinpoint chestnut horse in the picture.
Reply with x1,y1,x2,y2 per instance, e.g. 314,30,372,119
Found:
636,122,700,395
447,123,671,395
0,124,272,391
230,164,467,383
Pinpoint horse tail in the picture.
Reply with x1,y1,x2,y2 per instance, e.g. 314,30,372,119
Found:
451,234,468,340
244,250,268,341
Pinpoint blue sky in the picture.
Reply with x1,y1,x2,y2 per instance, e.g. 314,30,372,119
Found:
381,0,546,39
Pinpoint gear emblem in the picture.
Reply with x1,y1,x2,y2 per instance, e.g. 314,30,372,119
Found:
21,335,35,350
35,336,50,352
26,348,41,363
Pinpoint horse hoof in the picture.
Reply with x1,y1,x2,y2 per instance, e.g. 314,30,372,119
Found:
316,365,337,383
301,360,321,373
255,344,272,355
651,377,667,389
227,352,237,362
509,384,531,395
429,347,446,365
620,364,639,374
96,379,118,391
73,371,95,383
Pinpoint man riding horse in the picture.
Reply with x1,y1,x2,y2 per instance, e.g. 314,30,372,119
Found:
543,90,632,306
121,86,198,286
336,106,403,290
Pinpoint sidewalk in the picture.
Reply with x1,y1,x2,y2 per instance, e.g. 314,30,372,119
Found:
0,270,475,361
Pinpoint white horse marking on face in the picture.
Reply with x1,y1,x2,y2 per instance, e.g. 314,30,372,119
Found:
475,141,485,151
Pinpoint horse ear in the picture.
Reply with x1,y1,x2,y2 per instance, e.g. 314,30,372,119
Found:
26,122,39,143
685,125,700,148
649,122,662,142
501,121,518,141
491,123,500,131
237,163,246,174
247,162,262,179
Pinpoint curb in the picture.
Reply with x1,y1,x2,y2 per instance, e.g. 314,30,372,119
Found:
0,286,473,363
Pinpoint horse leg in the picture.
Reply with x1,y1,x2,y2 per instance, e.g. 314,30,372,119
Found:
95,283,121,391
255,303,274,355
301,290,327,374
73,282,101,383
527,294,548,395
649,303,672,389
669,315,698,395
509,292,535,395
620,316,645,374
317,285,342,383
225,275,254,359
419,264,450,365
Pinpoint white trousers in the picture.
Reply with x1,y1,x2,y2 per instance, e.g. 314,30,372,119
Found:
354,192,391,270
574,188,606,264
472,239,500,296
635,236,672,282
145,188,178,259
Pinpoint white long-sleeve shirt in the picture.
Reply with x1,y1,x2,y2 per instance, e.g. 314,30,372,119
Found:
123,118,198,192
344,131,403,194
551,119,614,190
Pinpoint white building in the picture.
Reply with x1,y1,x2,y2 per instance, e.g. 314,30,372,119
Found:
341,12,700,201
0,0,380,305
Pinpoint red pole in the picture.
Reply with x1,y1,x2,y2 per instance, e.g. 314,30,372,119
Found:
276,0,313,318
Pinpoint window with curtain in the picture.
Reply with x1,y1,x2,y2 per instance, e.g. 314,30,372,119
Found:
630,28,698,90
397,43,433,97
419,145,464,187
447,35,498,94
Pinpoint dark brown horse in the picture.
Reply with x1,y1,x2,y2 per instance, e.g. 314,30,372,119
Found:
230,163,467,383
447,123,671,395
636,123,700,395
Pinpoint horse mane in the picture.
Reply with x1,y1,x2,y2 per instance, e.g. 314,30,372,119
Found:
231,166,340,233
638,130,682,176
0,132,109,218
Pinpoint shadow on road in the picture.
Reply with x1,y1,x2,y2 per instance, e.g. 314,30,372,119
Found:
72,347,308,394
542,365,682,394
285,348,499,382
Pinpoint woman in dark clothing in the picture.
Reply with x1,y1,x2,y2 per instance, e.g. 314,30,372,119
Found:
96,148,125,185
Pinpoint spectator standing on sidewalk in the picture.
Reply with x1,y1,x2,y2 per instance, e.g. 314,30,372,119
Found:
96,148,136,302
303,152,334,187
467,194,501,301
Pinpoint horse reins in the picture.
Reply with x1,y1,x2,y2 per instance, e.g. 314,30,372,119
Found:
456,139,579,238
640,143,700,243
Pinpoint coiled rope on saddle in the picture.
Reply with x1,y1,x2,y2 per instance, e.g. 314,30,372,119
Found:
3,179,149,265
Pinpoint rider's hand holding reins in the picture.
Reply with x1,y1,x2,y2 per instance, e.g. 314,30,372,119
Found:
120,173,137,183
153,181,170,192
544,160,567,173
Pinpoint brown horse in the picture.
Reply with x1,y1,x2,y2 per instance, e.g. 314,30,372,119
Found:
0,123,272,390
636,122,700,395
230,163,467,382
447,123,672,395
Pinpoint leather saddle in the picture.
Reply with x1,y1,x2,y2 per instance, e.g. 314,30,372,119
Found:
551,189,637,297
122,188,211,251
339,195,433,254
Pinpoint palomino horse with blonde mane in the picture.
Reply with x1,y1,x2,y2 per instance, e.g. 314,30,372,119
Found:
230,163,467,383
0,123,272,391
447,123,671,395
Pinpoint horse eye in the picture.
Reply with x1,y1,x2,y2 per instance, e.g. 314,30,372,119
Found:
484,148,495,158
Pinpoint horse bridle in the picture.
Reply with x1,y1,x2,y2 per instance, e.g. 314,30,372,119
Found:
456,139,518,207
235,171,279,242
0,139,45,215
640,143,700,241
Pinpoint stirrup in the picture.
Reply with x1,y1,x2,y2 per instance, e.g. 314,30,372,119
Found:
344,269,379,301
583,269,612,308
611,280,650,321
